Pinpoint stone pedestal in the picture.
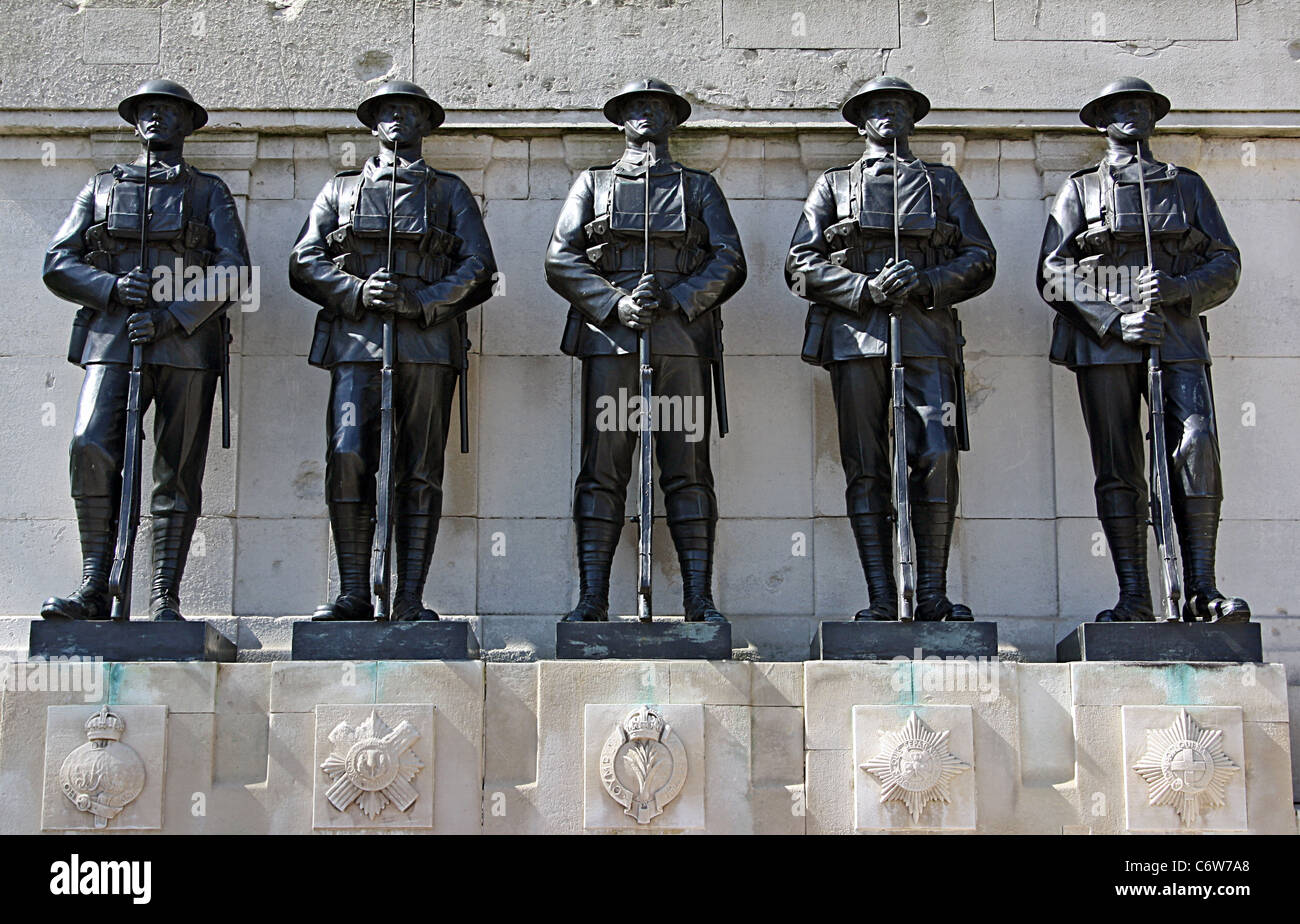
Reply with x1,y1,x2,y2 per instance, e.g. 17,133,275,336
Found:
1057,621,1263,663
290,620,479,661
29,620,236,662
813,620,998,660
556,620,732,660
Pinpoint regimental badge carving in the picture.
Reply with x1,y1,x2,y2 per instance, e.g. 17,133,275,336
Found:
1132,709,1240,827
58,705,146,828
860,711,971,823
319,709,423,821
599,705,688,824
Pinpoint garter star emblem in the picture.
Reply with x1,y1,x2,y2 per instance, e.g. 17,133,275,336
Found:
319,709,423,821
599,705,688,824
1132,709,1239,827
860,711,970,823
59,705,146,828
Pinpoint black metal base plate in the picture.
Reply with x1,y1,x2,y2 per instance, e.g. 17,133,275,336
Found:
290,619,480,660
1056,620,1262,662
29,619,237,662
556,620,732,660
813,620,999,660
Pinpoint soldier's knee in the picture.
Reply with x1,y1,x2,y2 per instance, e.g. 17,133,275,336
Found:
68,432,117,497
327,449,372,503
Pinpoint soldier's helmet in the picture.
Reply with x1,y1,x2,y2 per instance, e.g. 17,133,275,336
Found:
356,81,446,134
1079,77,1171,128
117,79,208,131
602,78,693,127
841,75,931,127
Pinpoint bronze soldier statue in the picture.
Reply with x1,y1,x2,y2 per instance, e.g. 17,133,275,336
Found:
546,78,746,623
786,76,996,622
1039,77,1249,623
290,81,495,622
42,80,247,621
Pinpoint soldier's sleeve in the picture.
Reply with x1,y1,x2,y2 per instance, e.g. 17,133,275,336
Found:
413,176,497,327
1179,173,1240,316
784,171,866,313
167,175,250,335
42,176,117,312
668,173,746,322
924,170,995,307
544,170,625,324
1038,175,1124,344
289,177,364,320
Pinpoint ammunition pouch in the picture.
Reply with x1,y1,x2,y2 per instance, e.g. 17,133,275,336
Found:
583,213,709,277
327,223,459,284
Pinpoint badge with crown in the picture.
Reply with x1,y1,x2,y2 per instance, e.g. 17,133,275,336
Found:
598,705,688,824
58,706,147,828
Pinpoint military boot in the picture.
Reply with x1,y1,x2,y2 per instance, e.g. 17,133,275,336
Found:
670,518,725,623
148,513,197,621
849,513,897,620
1095,515,1155,621
41,497,114,621
912,502,973,621
1177,497,1250,623
391,510,440,621
314,502,375,621
563,518,620,621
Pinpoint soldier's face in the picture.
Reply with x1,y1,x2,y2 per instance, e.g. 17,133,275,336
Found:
620,96,677,144
859,94,915,143
1101,95,1156,142
133,99,192,148
374,100,430,147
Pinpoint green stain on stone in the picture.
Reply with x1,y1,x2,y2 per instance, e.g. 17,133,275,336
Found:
106,662,124,705
1166,662,1197,704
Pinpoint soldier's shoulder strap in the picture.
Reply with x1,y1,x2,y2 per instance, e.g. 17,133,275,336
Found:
588,163,618,218
1071,163,1105,229
333,170,364,224
90,169,117,224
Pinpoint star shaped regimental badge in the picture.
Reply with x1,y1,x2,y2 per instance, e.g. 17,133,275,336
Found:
320,710,423,821
861,711,971,823
1132,709,1239,827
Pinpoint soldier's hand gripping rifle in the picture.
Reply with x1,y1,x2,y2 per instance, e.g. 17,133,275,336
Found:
1137,140,1182,623
108,139,151,621
372,154,398,620
636,160,654,623
890,137,916,623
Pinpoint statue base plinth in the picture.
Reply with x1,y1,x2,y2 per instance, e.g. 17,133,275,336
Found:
1057,621,1262,662
812,620,998,660
290,619,479,660
29,619,236,662
556,619,732,660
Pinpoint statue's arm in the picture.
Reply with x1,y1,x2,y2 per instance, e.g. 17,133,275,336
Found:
666,174,746,322
289,178,364,320
784,172,865,312
545,171,626,324
42,177,117,312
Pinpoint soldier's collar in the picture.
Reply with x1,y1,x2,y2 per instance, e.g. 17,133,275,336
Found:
613,149,680,177
1102,155,1171,180
115,159,187,184
859,151,919,176
364,154,429,181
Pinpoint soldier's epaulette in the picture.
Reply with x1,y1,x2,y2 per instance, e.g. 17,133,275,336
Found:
587,162,619,174
679,165,712,177
821,164,852,177
190,166,228,183
333,168,363,178
430,167,465,182
1069,164,1101,179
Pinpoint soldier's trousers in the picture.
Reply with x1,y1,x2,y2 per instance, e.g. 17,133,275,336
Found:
1074,361,1221,520
574,353,716,525
70,362,217,514
326,362,458,514
829,356,960,516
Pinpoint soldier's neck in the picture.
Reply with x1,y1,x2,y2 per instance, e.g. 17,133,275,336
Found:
1105,136,1153,164
863,138,914,160
624,139,672,166
379,141,423,166
137,146,183,168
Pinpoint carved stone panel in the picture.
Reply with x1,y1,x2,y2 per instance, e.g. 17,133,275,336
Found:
42,705,167,831
853,705,976,831
583,703,704,831
1122,706,1246,832
312,704,435,830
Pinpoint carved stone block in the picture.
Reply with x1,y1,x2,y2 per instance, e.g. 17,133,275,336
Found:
312,704,435,830
1121,706,1247,832
41,705,167,831
853,705,976,831
583,703,704,830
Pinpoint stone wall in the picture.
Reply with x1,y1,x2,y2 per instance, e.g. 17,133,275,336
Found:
1,658,1292,834
0,2,1297,658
